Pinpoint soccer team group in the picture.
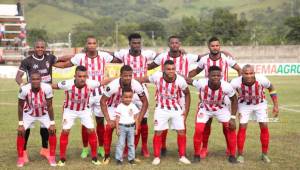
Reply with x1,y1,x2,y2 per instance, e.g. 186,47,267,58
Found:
15,33,279,167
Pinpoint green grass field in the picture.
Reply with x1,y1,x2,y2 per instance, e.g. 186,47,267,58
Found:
0,76,299,169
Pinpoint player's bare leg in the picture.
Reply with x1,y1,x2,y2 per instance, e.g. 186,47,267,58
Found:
80,125,89,158
259,122,270,163
200,118,213,158
95,116,105,157
237,123,248,163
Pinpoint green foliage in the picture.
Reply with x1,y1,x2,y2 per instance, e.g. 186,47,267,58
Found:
27,28,49,46
285,17,300,43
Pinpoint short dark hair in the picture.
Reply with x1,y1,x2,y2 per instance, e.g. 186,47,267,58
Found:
208,66,221,73
128,33,141,41
168,35,181,42
120,65,133,74
76,65,87,72
164,60,174,66
30,70,41,77
208,36,220,45
122,86,133,95
86,35,96,40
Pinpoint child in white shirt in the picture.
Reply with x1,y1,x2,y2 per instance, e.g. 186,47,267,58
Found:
115,88,139,165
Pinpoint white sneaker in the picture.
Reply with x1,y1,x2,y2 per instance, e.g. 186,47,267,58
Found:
179,156,191,164
152,157,160,165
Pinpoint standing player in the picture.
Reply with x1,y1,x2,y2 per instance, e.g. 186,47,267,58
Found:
54,35,121,158
186,66,238,163
230,64,279,163
15,39,67,162
52,66,107,166
113,33,156,157
100,65,149,164
147,35,200,156
188,37,242,158
138,60,191,165
16,72,56,167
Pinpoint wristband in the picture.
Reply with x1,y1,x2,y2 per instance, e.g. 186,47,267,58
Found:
50,121,55,125
230,115,236,119
18,121,24,125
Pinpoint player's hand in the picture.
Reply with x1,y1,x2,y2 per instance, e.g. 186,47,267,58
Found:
272,105,279,117
108,120,116,128
17,125,25,133
49,125,56,134
116,128,120,136
229,119,236,130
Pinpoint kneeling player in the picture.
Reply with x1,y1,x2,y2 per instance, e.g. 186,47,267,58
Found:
16,72,56,167
186,66,238,163
230,64,279,163
138,60,191,165
52,66,105,166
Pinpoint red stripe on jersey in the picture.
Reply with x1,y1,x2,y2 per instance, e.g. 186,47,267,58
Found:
64,91,69,108
133,56,137,78
213,60,216,66
97,57,101,81
209,89,217,111
170,82,177,109
164,82,171,109
76,87,82,111
113,87,122,107
91,57,95,80
161,58,165,71
70,85,75,110
255,81,259,104
159,77,164,108
217,87,223,109
185,57,189,77
224,62,228,81
203,85,210,111
38,90,45,115
247,85,252,104
84,55,89,71
82,86,88,110
33,91,39,116
206,58,210,77
102,57,105,80
241,83,245,102
139,55,144,78
179,55,183,74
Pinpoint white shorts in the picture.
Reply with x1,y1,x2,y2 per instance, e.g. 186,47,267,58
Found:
23,113,50,130
108,107,117,121
153,107,185,131
238,102,268,123
62,108,94,129
132,84,149,118
89,94,104,117
196,107,231,123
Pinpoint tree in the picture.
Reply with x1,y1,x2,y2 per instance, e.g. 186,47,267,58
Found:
139,21,166,39
285,17,300,43
27,28,49,46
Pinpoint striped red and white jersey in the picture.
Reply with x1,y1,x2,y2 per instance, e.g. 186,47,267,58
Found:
71,51,113,95
18,83,53,117
197,52,236,81
230,75,271,105
149,71,188,110
58,79,101,111
103,78,145,108
114,49,156,78
193,79,235,111
154,52,199,77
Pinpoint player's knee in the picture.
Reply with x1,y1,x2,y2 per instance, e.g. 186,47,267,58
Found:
61,129,70,134
154,130,163,135
177,130,186,136
87,128,95,133
96,116,104,124
259,122,268,128
141,118,147,124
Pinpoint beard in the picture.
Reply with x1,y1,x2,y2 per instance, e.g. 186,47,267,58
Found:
210,50,219,55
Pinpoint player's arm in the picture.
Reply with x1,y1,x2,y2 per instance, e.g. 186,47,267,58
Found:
100,78,116,86
268,84,279,117
147,61,159,70
232,64,242,76
137,93,149,123
51,83,59,89
188,67,203,78
56,54,73,62
182,87,191,120
15,70,25,86
111,57,122,63
46,98,56,133
53,59,74,68
17,99,25,134
184,77,194,86
100,95,115,127
115,114,120,136
229,94,238,130
135,76,150,84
